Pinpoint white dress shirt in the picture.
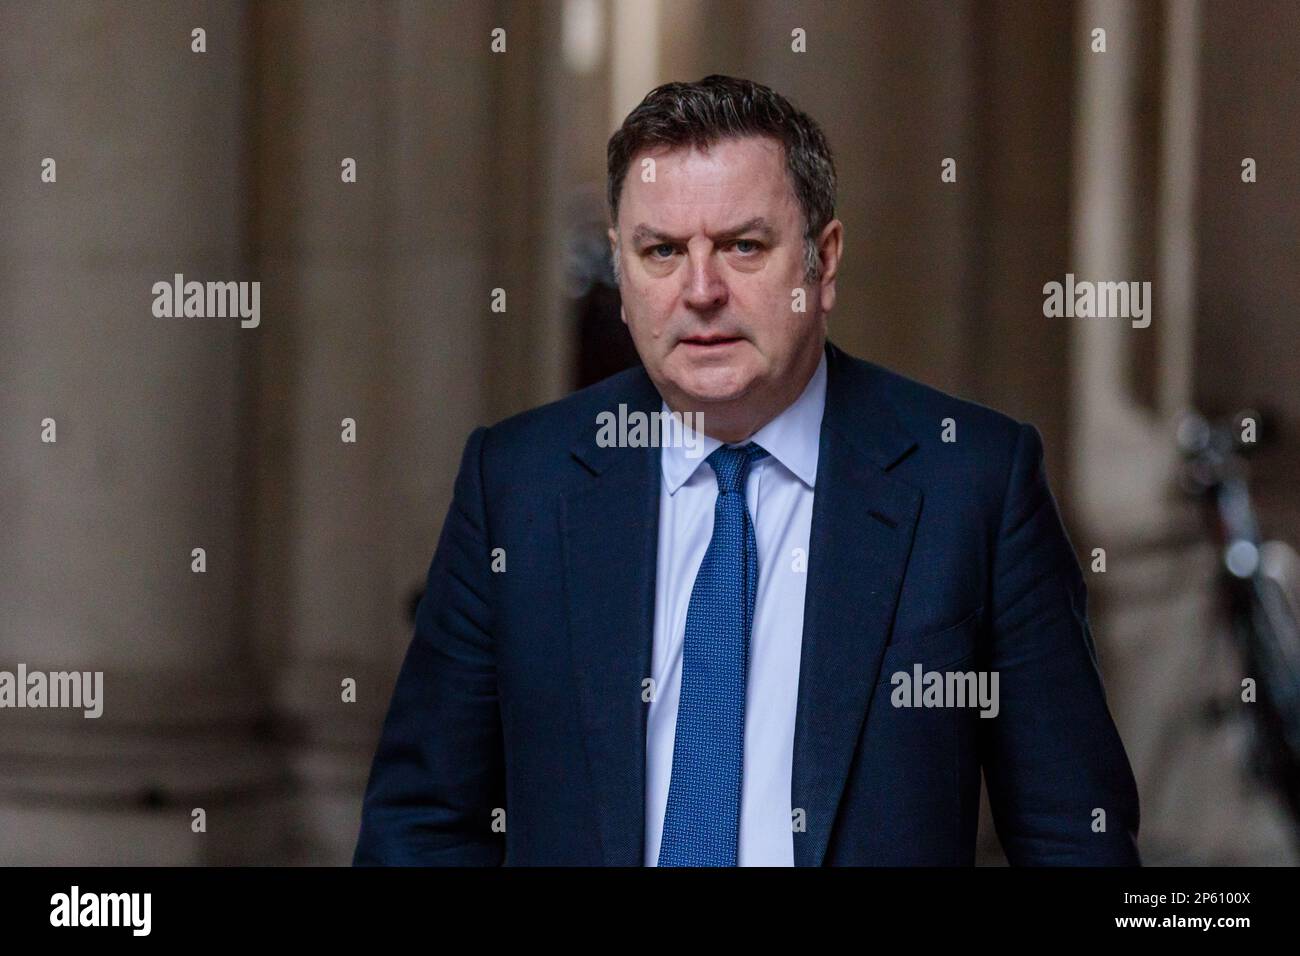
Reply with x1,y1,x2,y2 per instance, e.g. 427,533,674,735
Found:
644,351,827,866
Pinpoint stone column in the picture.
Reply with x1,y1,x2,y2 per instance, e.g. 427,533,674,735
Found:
246,0,499,863
0,0,282,864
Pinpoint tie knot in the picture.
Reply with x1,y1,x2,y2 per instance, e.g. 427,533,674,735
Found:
706,442,768,495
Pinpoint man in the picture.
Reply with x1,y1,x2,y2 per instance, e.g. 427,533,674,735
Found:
354,75,1140,866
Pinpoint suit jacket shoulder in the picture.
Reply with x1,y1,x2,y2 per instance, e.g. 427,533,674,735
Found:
478,363,660,480
822,344,1039,526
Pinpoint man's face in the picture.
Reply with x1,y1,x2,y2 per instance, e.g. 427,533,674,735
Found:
610,136,838,418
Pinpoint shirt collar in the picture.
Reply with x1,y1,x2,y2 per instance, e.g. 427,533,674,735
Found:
660,349,827,495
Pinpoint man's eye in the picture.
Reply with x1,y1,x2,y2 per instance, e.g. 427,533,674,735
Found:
732,239,760,254
650,243,676,259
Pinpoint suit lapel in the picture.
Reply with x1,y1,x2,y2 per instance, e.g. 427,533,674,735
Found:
792,343,922,865
562,368,662,865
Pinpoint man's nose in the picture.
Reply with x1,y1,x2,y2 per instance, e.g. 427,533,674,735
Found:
682,248,729,312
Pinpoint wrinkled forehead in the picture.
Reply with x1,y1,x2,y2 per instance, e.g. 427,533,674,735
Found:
616,135,799,232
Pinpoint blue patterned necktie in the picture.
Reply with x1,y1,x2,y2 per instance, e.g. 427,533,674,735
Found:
658,442,769,867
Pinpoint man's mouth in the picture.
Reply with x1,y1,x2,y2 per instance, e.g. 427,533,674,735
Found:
679,334,744,349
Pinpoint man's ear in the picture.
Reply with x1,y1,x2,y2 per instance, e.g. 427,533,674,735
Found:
608,226,628,325
817,219,844,314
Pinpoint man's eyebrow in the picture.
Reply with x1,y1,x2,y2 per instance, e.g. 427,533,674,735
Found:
629,217,776,247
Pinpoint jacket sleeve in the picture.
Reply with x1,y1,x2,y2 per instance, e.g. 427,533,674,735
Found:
979,422,1141,865
353,425,506,865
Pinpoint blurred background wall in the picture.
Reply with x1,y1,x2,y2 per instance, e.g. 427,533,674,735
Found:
1,0,1297,864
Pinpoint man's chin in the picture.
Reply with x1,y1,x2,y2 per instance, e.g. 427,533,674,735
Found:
670,375,757,408
655,351,763,408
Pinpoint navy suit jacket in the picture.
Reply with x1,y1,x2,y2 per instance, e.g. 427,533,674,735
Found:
354,341,1141,865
